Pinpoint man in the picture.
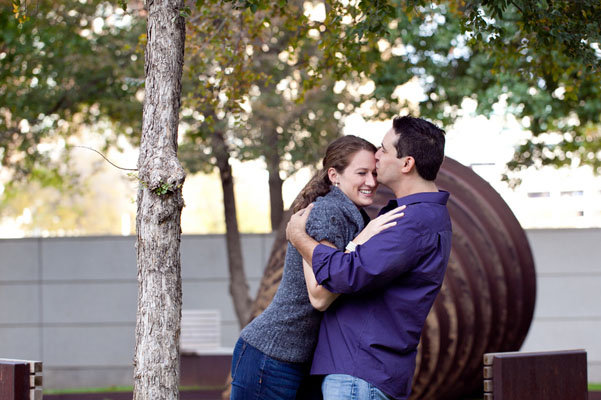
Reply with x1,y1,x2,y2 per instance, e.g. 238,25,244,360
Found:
287,116,452,400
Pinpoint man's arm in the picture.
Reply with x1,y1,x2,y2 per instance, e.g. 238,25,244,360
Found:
312,213,423,294
287,203,406,265
288,203,411,295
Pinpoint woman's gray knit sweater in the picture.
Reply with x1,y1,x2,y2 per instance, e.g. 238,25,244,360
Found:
240,186,368,364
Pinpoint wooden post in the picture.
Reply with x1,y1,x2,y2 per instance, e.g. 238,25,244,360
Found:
0,359,43,400
483,350,587,400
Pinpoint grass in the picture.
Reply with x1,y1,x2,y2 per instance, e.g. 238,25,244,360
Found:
44,386,132,395
590,383,601,392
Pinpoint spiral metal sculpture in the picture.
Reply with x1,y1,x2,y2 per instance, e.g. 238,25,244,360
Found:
250,157,536,399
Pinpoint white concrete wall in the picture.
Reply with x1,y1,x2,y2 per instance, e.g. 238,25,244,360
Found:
521,228,601,383
0,235,271,389
0,229,599,388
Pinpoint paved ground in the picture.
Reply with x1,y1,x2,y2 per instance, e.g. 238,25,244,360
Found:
45,390,223,400
590,391,601,400
44,389,601,400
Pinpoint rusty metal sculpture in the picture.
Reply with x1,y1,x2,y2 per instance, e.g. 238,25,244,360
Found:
250,157,536,399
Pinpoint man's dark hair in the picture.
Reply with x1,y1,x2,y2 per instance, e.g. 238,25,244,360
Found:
392,116,446,181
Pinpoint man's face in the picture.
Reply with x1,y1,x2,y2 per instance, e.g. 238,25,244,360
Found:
375,128,404,186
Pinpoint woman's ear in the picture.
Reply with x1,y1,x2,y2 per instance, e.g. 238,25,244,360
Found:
327,167,338,186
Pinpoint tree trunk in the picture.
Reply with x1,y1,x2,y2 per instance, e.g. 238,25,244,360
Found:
265,129,284,231
212,129,253,327
248,208,291,320
133,1,186,399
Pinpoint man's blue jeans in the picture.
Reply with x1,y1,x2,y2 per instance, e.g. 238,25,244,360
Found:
230,338,311,400
322,374,391,400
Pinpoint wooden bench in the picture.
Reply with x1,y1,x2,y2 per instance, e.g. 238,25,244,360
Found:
180,309,232,355
483,349,587,400
0,359,43,400
179,310,232,387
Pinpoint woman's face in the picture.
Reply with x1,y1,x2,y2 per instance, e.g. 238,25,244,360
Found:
331,149,378,207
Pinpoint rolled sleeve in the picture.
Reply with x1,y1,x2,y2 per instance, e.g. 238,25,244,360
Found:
312,244,337,286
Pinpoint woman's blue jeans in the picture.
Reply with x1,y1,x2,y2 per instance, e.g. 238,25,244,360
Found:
230,338,314,400
322,374,391,400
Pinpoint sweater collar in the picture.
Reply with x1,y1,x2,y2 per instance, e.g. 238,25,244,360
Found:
324,186,368,228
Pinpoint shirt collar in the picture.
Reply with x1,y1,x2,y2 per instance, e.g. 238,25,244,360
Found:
383,190,450,210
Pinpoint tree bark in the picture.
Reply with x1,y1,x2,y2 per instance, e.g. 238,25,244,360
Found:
265,129,284,231
133,1,186,399
212,129,253,327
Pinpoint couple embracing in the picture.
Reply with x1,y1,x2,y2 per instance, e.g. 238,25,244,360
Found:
230,116,452,400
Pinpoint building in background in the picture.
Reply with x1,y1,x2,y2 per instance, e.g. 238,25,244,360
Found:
473,163,601,229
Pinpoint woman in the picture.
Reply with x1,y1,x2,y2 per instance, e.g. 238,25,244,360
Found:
230,135,404,400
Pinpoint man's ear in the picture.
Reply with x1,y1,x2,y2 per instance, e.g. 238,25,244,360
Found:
400,156,415,174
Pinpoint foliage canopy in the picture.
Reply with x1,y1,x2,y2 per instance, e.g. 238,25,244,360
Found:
216,0,601,186
1,0,144,184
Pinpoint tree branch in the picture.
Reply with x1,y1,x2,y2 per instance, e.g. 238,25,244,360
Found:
72,145,138,171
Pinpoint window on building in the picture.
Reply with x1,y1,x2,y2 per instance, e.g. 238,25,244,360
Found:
560,190,584,197
527,192,551,198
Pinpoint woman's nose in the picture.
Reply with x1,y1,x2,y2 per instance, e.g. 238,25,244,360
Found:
366,173,376,186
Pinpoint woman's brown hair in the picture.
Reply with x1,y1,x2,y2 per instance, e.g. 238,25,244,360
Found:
291,135,377,212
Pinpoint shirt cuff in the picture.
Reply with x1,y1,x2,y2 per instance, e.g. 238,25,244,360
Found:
312,243,337,285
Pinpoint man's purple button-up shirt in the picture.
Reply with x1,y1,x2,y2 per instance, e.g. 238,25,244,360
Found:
310,191,452,400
